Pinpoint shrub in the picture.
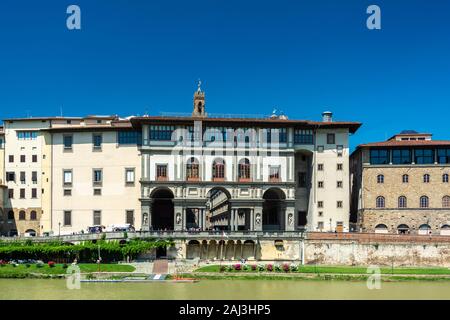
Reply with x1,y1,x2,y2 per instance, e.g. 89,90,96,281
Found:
219,265,226,272
0,260,7,267
226,265,233,272
25,263,31,268
258,264,265,271
233,264,241,271
48,261,56,267
242,264,250,271
251,264,257,271
290,264,298,272
282,263,290,272
62,263,68,269
266,264,273,272
274,264,281,272
36,262,44,268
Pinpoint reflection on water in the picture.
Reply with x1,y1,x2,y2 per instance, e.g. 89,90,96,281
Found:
0,279,449,300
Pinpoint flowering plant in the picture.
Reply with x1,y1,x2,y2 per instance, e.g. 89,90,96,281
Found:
266,264,273,272
251,264,257,271
258,264,265,271
274,264,281,272
233,263,241,271
290,264,298,272
48,261,56,268
0,260,7,267
282,263,290,272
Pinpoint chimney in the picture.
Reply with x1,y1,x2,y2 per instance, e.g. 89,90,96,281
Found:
322,111,333,122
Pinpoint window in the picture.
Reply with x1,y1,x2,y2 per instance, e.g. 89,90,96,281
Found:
438,149,450,164
318,164,324,171
63,170,72,186
238,158,251,180
8,211,14,220
93,211,102,225
32,171,37,184
402,174,409,183
327,133,335,144
420,196,429,208
124,168,135,184
266,128,287,144
63,135,73,149
156,164,168,181
443,174,449,183
64,211,72,226
370,149,389,165
414,149,434,164
93,188,102,196
63,189,72,196
31,188,37,199
20,171,26,184
377,174,384,184
337,145,343,157
8,189,14,199
6,172,15,182
20,189,25,199
318,201,323,208
392,149,411,164
317,146,324,153
0,138,3,149
20,155,26,162
93,169,103,185
423,174,430,183
337,181,343,188
186,157,200,180
318,181,324,188
294,129,314,144
337,201,343,208
149,125,175,141
337,163,343,171
376,196,385,208
8,155,14,163
318,211,323,217
118,131,142,145
279,128,287,143
32,155,37,163
30,211,37,220
317,222,324,230
269,166,281,182
442,196,450,208
126,210,134,225
298,172,306,188
398,196,407,208
93,134,103,149
19,211,26,220
212,158,225,180
17,131,38,140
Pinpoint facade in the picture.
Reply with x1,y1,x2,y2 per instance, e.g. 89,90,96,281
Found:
0,85,360,236
350,131,450,235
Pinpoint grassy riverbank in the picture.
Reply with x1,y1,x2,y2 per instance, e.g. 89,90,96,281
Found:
0,263,135,278
196,264,450,275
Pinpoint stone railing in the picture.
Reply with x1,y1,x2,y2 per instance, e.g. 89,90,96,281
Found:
307,231,450,243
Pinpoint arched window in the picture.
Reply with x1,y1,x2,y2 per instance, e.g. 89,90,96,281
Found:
7,211,14,220
441,225,450,236
30,211,37,220
375,224,388,234
397,224,410,234
402,174,409,183
418,224,431,235
186,157,200,180
238,158,251,181
420,196,429,208
376,196,385,208
377,174,384,184
443,196,450,208
443,174,449,183
212,158,225,181
423,174,430,183
19,210,26,220
398,196,407,208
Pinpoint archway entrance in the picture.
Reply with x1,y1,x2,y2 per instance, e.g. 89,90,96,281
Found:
262,188,286,231
206,187,231,231
151,188,174,230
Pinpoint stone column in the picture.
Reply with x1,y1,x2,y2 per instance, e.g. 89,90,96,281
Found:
182,207,187,231
250,208,254,231
202,209,206,231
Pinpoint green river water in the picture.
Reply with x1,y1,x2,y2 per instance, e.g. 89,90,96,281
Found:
0,279,450,299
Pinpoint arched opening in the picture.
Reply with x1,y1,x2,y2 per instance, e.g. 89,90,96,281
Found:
19,210,26,220
262,188,286,231
151,188,174,231
441,225,450,236
206,187,231,231
238,158,251,182
30,211,37,220
186,157,200,181
212,158,225,181
375,224,388,234
418,224,432,235
24,229,36,237
397,224,410,234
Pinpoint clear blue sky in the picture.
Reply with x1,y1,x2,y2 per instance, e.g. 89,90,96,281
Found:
0,0,449,150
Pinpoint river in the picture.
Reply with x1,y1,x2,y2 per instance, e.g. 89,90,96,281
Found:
0,279,450,299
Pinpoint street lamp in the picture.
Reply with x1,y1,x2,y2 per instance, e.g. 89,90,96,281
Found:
58,222,61,237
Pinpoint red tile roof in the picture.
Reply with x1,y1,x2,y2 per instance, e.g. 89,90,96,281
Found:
358,140,450,148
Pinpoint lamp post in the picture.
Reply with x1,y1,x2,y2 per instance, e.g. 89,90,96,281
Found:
58,222,61,238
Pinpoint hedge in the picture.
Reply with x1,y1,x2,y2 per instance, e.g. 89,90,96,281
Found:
0,239,173,262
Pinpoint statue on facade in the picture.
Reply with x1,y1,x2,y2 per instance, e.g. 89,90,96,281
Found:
255,213,261,225
288,213,293,226
176,212,182,224
143,213,148,225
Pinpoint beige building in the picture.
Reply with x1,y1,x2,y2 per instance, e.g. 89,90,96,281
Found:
350,131,450,235
0,126,5,229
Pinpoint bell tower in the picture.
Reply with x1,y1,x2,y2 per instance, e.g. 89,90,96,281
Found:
192,80,206,117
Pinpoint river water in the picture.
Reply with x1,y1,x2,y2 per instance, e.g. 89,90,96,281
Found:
0,279,450,299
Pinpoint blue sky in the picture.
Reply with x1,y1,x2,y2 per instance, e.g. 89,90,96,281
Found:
0,0,449,150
